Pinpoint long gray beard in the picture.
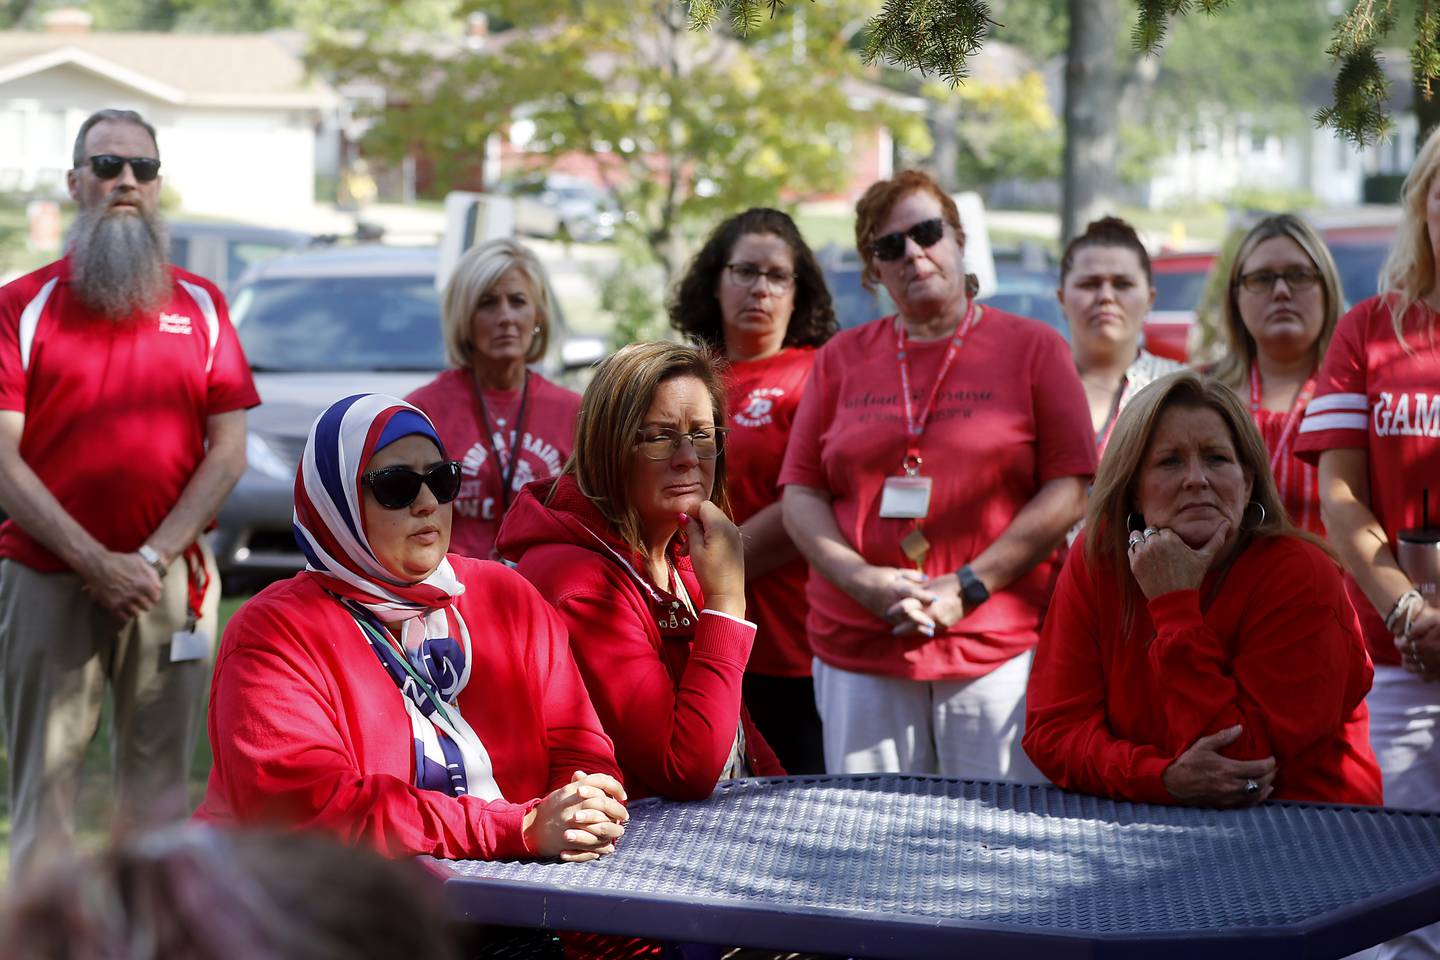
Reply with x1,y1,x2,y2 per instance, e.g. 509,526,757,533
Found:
67,200,171,320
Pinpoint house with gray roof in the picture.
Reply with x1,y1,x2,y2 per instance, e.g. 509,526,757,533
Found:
0,9,337,220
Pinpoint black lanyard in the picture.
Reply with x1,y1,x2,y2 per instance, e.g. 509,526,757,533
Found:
474,371,530,511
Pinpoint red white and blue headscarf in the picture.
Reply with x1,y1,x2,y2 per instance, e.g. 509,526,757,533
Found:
294,393,501,801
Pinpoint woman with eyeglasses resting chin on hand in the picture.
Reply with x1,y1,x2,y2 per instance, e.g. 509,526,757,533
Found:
197,394,628,862
498,342,784,801
1206,214,1344,535
779,170,1096,780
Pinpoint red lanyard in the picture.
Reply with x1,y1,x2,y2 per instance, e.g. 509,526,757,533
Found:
1249,365,1316,474
894,300,979,471
182,543,208,628
1095,377,1129,455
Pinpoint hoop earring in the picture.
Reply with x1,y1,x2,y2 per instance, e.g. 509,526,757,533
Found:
1243,501,1266,530
1126,511,1144,532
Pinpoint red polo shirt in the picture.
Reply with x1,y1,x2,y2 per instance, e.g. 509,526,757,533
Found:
0,257,259,572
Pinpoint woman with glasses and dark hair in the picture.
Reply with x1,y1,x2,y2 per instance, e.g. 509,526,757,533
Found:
779,170,1095,779
499,342,784,800
1057,216,1182,458
669,208,837,774
405,239,580,561
1024,371,1380,807
198,394,629,862
1206,214,1344,535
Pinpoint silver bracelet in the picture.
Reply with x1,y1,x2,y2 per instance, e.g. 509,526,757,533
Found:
1384,587,1423,634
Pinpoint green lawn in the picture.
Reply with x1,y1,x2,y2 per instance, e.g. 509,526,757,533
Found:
0,592,250,879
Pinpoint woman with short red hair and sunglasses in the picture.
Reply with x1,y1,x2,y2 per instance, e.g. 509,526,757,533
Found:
780,170,1096,779
197,394,628,863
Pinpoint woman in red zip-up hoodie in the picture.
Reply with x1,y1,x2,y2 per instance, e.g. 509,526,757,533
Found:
197,394,628,861
499,342,783,800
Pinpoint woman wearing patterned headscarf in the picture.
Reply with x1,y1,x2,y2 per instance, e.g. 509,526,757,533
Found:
196,394,628,862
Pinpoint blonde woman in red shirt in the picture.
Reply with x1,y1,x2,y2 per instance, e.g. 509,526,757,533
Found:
1024,371,1381,807
406,239,581,561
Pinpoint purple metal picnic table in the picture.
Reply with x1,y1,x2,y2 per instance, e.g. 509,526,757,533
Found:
427,774,1440,959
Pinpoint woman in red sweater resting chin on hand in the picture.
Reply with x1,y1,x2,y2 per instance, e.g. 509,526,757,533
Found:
498,342,783,801
197,393,627,861
1024,371,1382,807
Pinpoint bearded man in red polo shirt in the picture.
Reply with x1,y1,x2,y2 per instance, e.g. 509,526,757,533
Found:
0,109,259,879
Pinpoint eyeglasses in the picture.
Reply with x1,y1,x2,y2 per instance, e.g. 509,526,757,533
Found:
634,427,729,461
362,461,463,509
868,217,947,262
82,155,162,183
725,263,796,292
1236,268,1321,295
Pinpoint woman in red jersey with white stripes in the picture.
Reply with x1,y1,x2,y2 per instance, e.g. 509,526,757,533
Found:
1297,128,1440,960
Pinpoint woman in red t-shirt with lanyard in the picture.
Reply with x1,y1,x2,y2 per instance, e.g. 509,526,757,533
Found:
670,207,837,774
780,170,1096,779
406,239,581,561
1207,214,1344,535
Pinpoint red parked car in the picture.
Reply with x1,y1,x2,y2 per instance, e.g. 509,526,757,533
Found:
1145,250,1216,362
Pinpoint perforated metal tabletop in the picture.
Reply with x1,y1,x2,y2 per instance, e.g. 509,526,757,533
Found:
431,775,1440,959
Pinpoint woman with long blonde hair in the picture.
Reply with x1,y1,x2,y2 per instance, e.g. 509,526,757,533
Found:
1296,126,1440,960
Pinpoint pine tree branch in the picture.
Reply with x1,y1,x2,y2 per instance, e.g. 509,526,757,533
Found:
859,0,994,87
677,0,1425,148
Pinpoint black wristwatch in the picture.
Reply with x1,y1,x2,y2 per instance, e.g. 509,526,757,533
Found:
957,564,989,608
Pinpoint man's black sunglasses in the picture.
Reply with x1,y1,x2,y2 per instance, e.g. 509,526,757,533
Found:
84,155,162,183
868,217,947,262
362,461,463,510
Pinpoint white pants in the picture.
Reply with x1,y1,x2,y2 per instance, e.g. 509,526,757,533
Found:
812,650,1045,783
1369,665,1440,960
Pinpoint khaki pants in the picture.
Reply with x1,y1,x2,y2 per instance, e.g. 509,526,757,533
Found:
0,546,218,881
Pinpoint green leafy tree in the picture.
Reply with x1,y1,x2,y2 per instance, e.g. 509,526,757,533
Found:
311,0,928,284
925,71,1062,188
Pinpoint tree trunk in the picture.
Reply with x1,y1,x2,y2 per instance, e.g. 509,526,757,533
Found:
931,98,961,192
1061,0,1124,243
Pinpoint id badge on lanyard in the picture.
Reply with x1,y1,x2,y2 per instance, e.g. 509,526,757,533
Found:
880,458,933,519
